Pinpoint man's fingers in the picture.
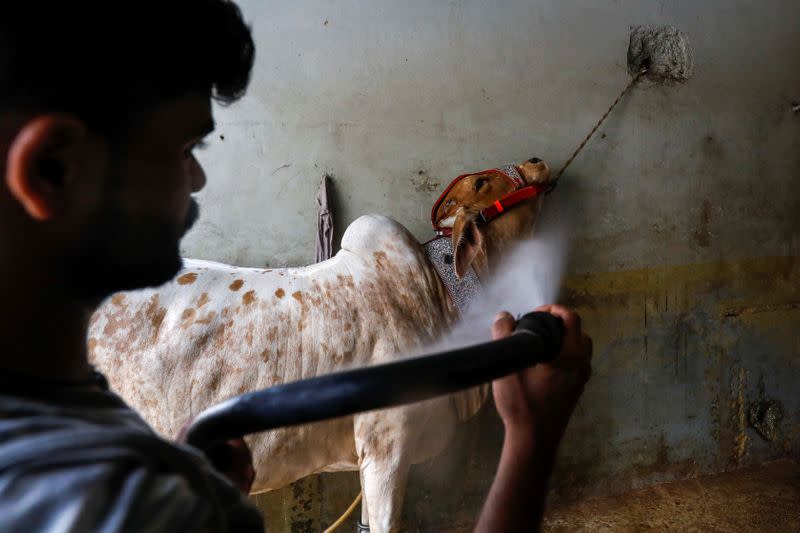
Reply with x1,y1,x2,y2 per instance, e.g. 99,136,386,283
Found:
535,304,581,335
492,311,515,340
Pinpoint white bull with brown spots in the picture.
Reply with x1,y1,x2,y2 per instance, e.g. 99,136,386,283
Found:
89,159,552,532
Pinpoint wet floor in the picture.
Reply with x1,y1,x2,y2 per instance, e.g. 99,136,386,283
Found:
542,459,800,532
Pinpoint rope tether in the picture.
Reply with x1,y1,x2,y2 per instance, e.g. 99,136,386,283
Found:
551,68,647,189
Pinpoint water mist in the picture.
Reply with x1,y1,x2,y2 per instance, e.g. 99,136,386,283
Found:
421,194,571,355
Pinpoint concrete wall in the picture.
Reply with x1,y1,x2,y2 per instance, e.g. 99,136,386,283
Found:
182,0,800,529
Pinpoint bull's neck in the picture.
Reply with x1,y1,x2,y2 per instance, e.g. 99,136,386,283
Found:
423,237,481,318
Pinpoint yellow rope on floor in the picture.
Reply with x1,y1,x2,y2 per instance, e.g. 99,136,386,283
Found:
323,490,363,533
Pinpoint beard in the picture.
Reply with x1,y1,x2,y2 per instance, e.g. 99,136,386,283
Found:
65,199,200,303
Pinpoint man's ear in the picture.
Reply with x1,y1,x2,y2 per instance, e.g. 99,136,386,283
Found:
451,210,483,279
5,114,88,221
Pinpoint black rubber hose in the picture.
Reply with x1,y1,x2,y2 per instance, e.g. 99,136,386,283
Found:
185,311,564,449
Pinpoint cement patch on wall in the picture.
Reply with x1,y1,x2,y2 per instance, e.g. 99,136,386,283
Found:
628,25,694,81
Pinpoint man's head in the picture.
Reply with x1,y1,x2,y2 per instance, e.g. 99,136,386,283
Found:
0,1,254,303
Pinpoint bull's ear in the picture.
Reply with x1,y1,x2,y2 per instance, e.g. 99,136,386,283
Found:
452,211,483,279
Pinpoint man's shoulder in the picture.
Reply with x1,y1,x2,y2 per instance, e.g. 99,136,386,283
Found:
0,383,158,450
0,388,199,487
0,389,263,532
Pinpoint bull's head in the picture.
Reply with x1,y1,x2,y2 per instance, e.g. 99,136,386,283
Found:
432,157,552,279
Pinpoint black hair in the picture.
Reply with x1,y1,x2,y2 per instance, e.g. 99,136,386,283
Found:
0,1,255,136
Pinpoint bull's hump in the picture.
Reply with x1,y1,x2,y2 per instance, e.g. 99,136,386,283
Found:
340,215,420,260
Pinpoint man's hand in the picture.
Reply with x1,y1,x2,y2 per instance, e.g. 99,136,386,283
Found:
176,423,255,494
491,305,592,452
475,305,592,532
202,437,256,494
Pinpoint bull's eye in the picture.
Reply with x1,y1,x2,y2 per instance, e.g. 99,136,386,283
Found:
445,199,455,209
474,177,488,192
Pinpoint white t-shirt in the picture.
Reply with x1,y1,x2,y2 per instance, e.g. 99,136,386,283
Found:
0,372,263,533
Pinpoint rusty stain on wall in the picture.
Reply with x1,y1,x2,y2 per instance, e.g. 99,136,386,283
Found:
731,367,750,465
692,199,712,248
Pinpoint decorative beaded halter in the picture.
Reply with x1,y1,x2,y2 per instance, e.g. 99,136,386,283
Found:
424,163,547,314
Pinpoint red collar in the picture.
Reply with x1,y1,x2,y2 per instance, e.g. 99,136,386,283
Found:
430,165,546,236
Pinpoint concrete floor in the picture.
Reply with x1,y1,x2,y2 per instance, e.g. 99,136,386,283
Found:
542,459,800,532
259,458,799,531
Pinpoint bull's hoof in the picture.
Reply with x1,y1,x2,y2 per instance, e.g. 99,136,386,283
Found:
356,520,370,533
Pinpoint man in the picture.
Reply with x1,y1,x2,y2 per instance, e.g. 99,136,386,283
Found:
0,1,591,531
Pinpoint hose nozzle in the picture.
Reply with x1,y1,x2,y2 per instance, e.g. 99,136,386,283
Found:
513,311,565,362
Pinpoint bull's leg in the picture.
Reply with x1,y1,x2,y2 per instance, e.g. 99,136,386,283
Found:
354,414,414,533
358,475,370,532
358,452,410,533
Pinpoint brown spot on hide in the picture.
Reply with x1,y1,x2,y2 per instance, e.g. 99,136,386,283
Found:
111,294,126,306
344,323,352,331
87,338,98,353
373,251,389,271
245,323,254,346
229,279,244,291
211,324,227,350
177,273,198,285
292,291,303,303
192,329,215,351
101,310,125,337
195,311,218,325
335,349,356,364
242,290,257,305
207,366,222,393
196,292,210,308
145,295,167,331
260,349,270,363
275,288,285,298
267,326,278,342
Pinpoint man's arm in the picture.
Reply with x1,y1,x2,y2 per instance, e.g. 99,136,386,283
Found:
475,306,592,532
177,420,256,495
